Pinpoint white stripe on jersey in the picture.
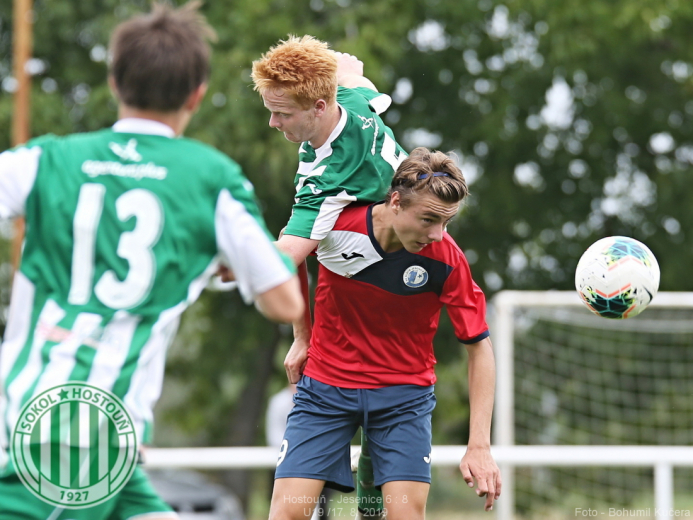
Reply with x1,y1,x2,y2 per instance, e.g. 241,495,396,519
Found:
32,311,103,395
59,404,70,486
0,146,41,218
121,260,217,442
0,398,6,466
295,165,327,196
215,188,293,303
309,191,358,241
0,272,36,385
316,229,382,277
40,411,51,464
5,299,66,437
78,403,91,486
123,306,181,443
297,160,325,177
187,257,221,304
86,310,140,391
0,273,35,459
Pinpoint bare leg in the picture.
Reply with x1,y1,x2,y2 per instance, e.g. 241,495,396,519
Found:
269,477,326,520
356,508,385,519
380,481,430,520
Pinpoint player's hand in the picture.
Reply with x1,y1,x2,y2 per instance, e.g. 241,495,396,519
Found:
335,52,364,81
284,338,309,384
459,446,501,511
216,264,236,282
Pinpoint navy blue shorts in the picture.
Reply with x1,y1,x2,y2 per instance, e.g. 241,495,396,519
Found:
274,376,436,491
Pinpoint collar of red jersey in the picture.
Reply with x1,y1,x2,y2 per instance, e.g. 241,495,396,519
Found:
112,118,176,138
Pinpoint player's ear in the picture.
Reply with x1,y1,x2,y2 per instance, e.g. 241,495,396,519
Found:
314,99,327,116
390,191,401,214
185,83,208,113
108,75,121,102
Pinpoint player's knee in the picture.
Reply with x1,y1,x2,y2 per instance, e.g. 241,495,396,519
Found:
268,506,310,520
384,502,426,520
269,494,316,520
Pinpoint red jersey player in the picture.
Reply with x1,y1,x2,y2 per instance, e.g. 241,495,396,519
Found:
272,147,501,519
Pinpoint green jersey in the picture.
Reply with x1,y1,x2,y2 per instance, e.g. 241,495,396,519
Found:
284,87,407,240
0,119,294,470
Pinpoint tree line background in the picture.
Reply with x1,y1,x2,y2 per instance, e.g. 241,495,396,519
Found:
0,0,692,513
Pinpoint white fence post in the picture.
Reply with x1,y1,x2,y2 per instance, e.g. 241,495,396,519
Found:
492,292,516,520
654,462,673,519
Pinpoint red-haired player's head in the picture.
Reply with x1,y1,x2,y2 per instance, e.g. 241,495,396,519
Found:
251,36,340,147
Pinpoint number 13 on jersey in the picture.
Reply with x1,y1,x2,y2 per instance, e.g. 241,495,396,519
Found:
68,183,164,310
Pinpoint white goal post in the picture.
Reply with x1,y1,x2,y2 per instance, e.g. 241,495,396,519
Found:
492,291,693,520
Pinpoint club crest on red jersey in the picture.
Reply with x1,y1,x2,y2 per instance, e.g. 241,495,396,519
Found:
403,265,428,288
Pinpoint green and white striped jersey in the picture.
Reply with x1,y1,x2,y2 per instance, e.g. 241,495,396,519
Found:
284,87,408,240
0,119,294,472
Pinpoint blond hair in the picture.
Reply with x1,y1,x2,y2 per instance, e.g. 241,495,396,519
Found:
251,35,338,109
387,147,468,207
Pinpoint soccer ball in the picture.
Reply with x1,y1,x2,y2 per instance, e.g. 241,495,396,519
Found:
575,236,660,319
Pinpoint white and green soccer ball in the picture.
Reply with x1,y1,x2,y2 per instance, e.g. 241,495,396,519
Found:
575,236,660,319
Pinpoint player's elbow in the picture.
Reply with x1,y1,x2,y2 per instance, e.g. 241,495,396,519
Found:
255,276,304,323
275,235,319,267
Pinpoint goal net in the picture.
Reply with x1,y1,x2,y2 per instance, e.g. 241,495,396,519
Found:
492,291,693,519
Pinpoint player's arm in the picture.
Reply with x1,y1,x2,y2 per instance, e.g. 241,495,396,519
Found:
460,336,501,511
283,261,312,383
441,255,500,510
215,185,303,324
278,181,354,377
275,234,319,382
255,276,303,323
276,234,320,267
216,232,316,281
335,52,378,91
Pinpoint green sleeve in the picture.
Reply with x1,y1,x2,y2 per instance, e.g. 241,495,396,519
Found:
337,86,393,115
283,167,359,240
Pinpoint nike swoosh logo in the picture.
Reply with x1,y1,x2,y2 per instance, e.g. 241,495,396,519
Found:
645,288,654,303
423,453,431,464
342,252,365,260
